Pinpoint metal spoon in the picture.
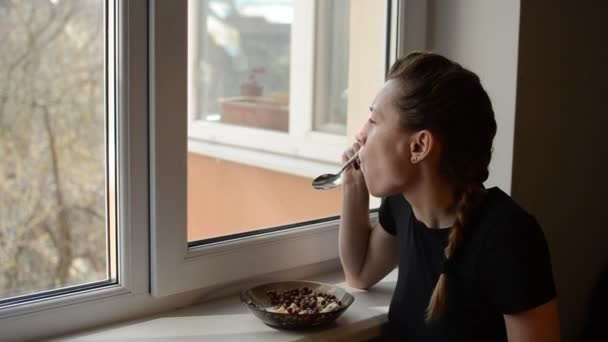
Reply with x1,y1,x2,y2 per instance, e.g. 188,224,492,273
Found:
311,151,360,190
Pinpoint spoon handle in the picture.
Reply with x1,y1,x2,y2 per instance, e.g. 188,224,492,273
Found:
339,150,360,173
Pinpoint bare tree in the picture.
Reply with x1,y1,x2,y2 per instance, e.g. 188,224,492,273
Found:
0,0,106,298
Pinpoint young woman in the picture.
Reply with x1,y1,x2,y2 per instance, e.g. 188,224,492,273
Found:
339,52,560,341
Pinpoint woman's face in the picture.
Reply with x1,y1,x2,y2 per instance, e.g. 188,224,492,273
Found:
358,79,416,197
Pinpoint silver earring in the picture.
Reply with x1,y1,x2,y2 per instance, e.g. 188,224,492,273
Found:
411,157,417,163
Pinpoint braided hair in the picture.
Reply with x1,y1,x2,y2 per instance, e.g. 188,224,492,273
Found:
387,52,497,321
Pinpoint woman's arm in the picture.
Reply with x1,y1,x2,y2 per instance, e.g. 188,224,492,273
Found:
341,221,398,289
504,299,561,342
338,143,397,289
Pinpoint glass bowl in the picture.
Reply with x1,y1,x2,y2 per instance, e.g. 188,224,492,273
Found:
240,280,355,330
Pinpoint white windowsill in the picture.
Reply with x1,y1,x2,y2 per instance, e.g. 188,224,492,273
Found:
57,268,397,341
188,120,348,179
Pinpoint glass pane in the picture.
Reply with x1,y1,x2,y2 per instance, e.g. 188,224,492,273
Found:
313,0,350,135
187,155,342,241
0,0,111,301
190,0,291,132
187,0,347,243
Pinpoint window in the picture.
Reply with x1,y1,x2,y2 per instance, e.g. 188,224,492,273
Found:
1,0,400,339
187,1,350,182
152,0,391,297
189,0,350,136
0,0,115,304
313,0,350,135
189,0,293,132
187,0,352,242
0,0,151,339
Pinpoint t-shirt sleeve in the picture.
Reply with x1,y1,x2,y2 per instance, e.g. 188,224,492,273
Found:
378,197,397,235
480,213,557,314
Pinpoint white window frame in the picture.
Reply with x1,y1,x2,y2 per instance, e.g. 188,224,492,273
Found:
151,0,396,297
0,1,152,339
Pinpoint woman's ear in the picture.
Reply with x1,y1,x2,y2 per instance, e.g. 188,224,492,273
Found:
410,129,434,164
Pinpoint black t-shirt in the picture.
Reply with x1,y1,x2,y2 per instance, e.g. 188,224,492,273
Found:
378,187,556,341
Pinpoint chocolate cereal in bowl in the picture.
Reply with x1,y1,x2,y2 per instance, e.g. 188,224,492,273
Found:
240,280,354,329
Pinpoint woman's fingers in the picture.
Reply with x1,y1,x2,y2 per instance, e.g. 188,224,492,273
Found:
341,142,366,187
352,142,361,170
342,142,362,170
342,142,360,162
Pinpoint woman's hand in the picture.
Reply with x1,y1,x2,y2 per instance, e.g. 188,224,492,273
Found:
341,142,366,188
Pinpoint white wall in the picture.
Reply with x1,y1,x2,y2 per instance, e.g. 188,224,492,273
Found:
424,0,521,193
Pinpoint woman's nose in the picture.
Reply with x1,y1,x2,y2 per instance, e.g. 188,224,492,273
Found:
356,122,369,145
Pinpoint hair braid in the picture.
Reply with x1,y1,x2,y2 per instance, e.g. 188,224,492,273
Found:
425,183,484,322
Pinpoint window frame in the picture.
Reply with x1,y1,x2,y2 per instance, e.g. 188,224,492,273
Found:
153,1,343,297
0,0,151,339
151,0,395,297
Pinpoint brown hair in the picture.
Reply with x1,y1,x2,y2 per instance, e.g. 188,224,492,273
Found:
387,52,497,321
